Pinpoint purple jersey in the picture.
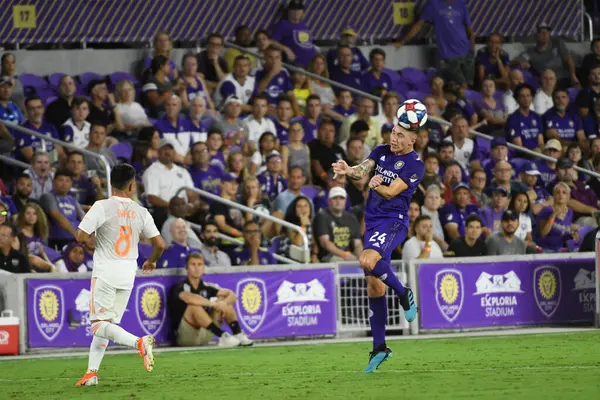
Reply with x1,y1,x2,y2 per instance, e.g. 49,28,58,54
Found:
298,116,320,143
534,161,557,189
14,121,60,160
159,242,200,269
361,70,392,93
270,20,317,68
535,206,573,251
329,67,364,98
542,108,583,142
327,47,369,73
364,145,424,227
210,152,226,172
188,165,223,199
421,0,472,60
24,234,44,258
439,203,484,239
475,48,510,80
47,191,80,240
184,76,210,106
582,114,599,139
272,119,290,145
257,172,288,202
186,115,213,144
231,246,277,266
506,110,543,150
153,117,193,152
254,69,293,105
480,206,506,234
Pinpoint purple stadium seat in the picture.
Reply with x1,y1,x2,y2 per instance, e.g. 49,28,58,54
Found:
405,91,428,101
390,81,410,99
383,68,402,86
269,235,285,254
567,87,580,102
400,67,428,84
37,87,58,105
510,158,529,172
44,246,61,263
424,67,438,81
109,71,139,91
414,81,432,94
464,89,482,105
19,73,49,89
78,72,106,93
110,142,133,162
301,185,321,200
47,72,66,89
137,243,153,268
476,137,491,158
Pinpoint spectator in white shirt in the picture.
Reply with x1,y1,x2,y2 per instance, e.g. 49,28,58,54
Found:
503,69,532,115
60,96,91,149
402,215,444,261
115,79,151,132
142,138,202,230
533,69,557,115
243,93,276,150
420,185,448,251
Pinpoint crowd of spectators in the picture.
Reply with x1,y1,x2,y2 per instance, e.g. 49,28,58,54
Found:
1,0,600,273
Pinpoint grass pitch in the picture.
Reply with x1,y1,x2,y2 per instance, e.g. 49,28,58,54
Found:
1,331,599,400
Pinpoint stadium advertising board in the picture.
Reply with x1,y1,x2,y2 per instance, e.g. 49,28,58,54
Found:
27,268,336,347
418,257,596,329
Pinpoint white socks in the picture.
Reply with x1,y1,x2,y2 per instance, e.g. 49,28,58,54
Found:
92,321,138,349
87,336,109,372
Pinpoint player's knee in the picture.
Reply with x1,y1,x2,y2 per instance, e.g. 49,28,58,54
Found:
359,252,377,271
367,278,386,297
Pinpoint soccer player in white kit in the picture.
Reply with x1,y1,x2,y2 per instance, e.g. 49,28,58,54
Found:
75,164,166,386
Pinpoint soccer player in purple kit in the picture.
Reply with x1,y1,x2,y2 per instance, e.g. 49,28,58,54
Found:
332,106,423,374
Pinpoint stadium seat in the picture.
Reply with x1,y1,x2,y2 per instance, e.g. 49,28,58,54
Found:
20,73,49,89
108,71,140,91
78,72,106,93
47,72,66,90
37,87,59,105
300,185,321,200
44,246,61,263
399,67,428,86
110,142,133,162
476,136,491,158
383,68,402,87
423,67,438,81
137,243,153,268
269,235,285,254
405,90,428,101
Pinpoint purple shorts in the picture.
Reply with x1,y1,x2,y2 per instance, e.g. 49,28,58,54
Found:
363,218,409,262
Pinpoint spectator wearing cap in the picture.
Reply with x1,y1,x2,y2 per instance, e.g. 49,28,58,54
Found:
402,215,444,262
313,169,353,214
0,76,24,125
209,172,245,252
339,97,381,148
60,96,91,149
469,168,490,208
258,151,288,202
329,45,365,100
486,160,527,197
535,139,561,188
475,33,510,89
576,64,600,118
542,88,586,148
447,214,487,257
439,182,488,242
15,96,65,164
535,182,578,252
515,23,579,88
313,186,362,262
270,0,317,68
505,84,544,153
196,33,229,92
310,120,346,188
214,55,255,113
507,191,535,248
298,95,323,144
159,218,201,269
243,93,277,149
552,157,599,226
442,82,478,127
188,141,223,201
154,95,193,164
142,55,175,118
87,79,124,135
394,0,475,87
223,25,257,72
362,48,392,94
480,186,509,234
502,69,529,115
482,137,514,180
142,138,199,230
45,75,77,130
231,220,278,266
214,96,246,150
254,46,300,115
517,162,551,215
443,115,481,176
486,210,526,255
39,169,85,250
533,69,557,115
83,124,117,183
326,26,368,73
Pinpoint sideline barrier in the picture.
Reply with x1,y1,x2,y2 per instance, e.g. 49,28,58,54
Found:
409,253,596,335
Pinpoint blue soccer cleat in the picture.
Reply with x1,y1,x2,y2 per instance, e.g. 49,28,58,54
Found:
400,287,417,322
363,346,393,374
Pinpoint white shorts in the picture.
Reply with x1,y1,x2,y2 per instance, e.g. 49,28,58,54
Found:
89,277,132,324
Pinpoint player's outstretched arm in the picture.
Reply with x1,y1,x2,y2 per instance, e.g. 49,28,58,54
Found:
142,235,166,274
332,159,375,180
75,228,92,243
373,177,409,200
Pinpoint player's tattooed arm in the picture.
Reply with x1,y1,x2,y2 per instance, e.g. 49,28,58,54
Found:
347,159,375,180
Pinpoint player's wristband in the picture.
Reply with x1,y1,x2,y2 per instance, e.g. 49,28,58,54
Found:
547,217,555,224
341,251,351,258
320,172,327,179
422,246,431,253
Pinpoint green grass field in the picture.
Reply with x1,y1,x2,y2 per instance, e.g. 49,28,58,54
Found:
1,332,599,400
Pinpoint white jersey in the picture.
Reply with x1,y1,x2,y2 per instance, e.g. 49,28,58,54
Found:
79,196,160,289
213,73,255,109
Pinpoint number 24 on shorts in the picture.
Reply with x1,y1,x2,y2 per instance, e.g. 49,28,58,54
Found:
115,226,133,257
369,231,387,247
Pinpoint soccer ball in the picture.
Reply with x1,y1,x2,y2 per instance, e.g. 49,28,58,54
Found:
396,99,428,130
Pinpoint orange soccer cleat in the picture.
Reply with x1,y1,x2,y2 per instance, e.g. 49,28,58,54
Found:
137,335,155,372
75,371,98,386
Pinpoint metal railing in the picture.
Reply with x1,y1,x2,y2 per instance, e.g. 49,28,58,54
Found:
175,186,310,262
0,154,31,170
226,41,600,180
2,120,113,196
187,221,297,264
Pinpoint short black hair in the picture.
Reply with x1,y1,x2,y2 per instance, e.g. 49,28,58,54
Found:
350,120,369,135
110,163,136,190
54,169,73,180
17,173,31,181
0,223,16,237
318,119,336,131
251,93,269,105
71,96,88,109
414,214,430,228
67,150,85,161
306,94,321,104
439,141,455,151
513,83,535,100
277,95,292,106
369,48,386,62
202,220,218,231
243,219,259,231
466,214,483,227
25,96,43,108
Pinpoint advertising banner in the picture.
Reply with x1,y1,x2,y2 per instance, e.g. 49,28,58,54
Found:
27,268,336,347
418,258,596,329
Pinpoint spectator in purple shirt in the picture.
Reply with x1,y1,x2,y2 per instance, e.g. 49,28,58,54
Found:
535,182,576,252
269,0,318,68
475,78,507,135
196,33,229,93
159,218,201,269
505,84,544,152
475,33,510,89
482,137,515,179
231,220,277,266
442,82,477,126
543,88,586,148
66,151,102,209
272,96,293,145
394,0,475,86
362,48,392,93
439,182,487,242
329,45,365,98
188,141,223,200
331,89,356,133
254,46,300,115
326,26,369,73
142,31,178,82
552,157,599,225
480,186,509,234
517,162,551,215
153,95,192,164
535,139,561,189
298,94,322,143
258,152,288,202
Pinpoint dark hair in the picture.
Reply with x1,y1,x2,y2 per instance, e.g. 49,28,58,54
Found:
513,83,535,100
90,123,107,133
207,32,224,43
251,93,269,105
347,136,364,148
552,87,568,99
138,126,158,143
150,55,169,75
185,252,204,266
284,195,313,230
337,44,352,54
110,164,137,190
191,141,207,152
0,223,16,237
243,219,259,231
277,95,292,106
202,219,218,231
465,214,483,227
350,120,369,135
234,55,251,65
508,191,531,214
71,96,88,109
207,129,223,139
266,44,282,55
413,214,431,229
306,94,321,104
25,96,43,108
54,169,73,180
424,152,439,162
369,48,386,62
336,88,351,96
289,166,306,177
255,29,270,39
67,150,85,161
235,25,250,36
181,52,196,69
318,119,336,131
591,38,600,51
439,142,454,151
17,173,31,181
